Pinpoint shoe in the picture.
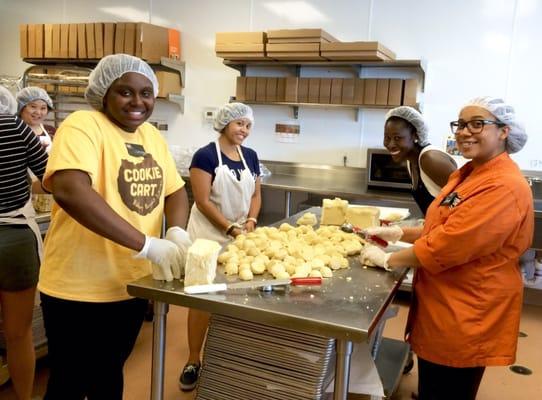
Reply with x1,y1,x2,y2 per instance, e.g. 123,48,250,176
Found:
179,362,201,391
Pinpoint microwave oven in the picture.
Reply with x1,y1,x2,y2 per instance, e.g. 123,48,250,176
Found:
366,148,412,190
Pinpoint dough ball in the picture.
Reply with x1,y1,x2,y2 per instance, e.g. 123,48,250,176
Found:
251,261,266,275
320,266,333,278
309,270,322,278
224,263,239,275
239,269,253,281
275,271,291,280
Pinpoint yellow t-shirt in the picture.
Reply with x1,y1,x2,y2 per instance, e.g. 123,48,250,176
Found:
38,110,184,302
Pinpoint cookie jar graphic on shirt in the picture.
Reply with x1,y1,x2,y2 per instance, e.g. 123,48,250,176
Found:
117,143,163,215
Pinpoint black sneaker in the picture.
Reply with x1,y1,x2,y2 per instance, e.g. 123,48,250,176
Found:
179,363,200,391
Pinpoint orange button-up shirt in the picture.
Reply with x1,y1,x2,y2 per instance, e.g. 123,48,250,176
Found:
410,152,533,368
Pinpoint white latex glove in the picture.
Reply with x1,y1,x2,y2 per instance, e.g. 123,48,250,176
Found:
363,225,403,243
134,236,183,281
165,226,192,278
360,244,392,271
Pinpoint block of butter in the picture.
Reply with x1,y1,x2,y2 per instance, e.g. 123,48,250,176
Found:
184,239,222,287
346,206,380,229
320,197,349,225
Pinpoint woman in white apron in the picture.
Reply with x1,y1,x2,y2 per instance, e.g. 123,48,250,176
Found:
180,103,262,391
0,85,48,400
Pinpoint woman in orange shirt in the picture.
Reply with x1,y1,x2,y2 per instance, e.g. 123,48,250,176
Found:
361,97,533,400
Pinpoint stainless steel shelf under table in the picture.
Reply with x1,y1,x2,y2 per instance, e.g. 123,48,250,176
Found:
127,207,409,400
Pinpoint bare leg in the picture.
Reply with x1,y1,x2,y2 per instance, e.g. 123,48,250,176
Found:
186,309,210,364
0,287,36,400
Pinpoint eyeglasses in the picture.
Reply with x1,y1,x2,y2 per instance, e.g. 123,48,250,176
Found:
450,119,505,135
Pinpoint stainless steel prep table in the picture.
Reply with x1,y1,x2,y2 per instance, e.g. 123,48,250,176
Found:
127,207,409,400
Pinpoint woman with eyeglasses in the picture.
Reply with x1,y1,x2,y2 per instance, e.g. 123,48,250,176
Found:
361,97,533,399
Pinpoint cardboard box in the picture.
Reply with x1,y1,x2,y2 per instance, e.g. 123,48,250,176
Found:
320,41,395,60
43,24,53,58
266,43,323,60
168,28,181,59
59,24,69,58
20,24,28,58
235,77,246,101
330,78,342,104
403,79,417,106
266,77,278,102
215,32,266,44
267,37,331,44
276,78,286,101
103,23,115,56
266,29,337,42
297,78,309,103
256,77,267,101
375,79,390,105
114,22,125,54
136,23,173,63
388,79,403,106
319,78,331,104
77,23,86,58
245,77,257,101
155,70,181,98
363,79,377,105
215,44,265,52
308,78,320,103
52,24,61,58
124,22,136,55
82,24,94,58
321,50,393,61
27,24,36,58
215,52,267,60
284,77,298,102
267,52,323,61
353,79,365,105
94,23,104,58
34,24,44,58
341,78,355,104
68,24,78,58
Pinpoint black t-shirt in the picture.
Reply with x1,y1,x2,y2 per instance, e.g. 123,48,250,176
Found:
189,142,260,182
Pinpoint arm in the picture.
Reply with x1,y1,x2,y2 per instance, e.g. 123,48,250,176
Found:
164,186,190,229
51,169,145,251
244,177,262,232
388,247,422,269
420,150,457,188
400,226,424,243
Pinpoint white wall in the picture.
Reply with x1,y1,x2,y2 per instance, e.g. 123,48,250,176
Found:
1,0,541,170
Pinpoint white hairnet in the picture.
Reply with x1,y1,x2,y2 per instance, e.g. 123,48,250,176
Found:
0,85,17,115
85,54,159,111
214,102,254,132
16,86,54,113
464,96,527,153
385,106,429,146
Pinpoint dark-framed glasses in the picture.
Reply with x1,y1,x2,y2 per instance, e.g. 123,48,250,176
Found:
450,119,505,135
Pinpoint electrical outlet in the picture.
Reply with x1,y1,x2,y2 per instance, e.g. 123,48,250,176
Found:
203,107,217,125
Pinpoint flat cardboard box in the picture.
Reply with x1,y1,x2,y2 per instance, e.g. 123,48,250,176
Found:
103,23,115,56
52,24,61,58
353,79,365,105
363,79,377,105
20,24,28,58
376,79,390,105
59,24,69,58
266,43,320,52
320,41,395,59
124,22,136,55
308,78,320,103
388,79,403,106
245,77,257,101
68,24,78,58
341,78,355,104
168,29,181,59
321,50,393,61
27,24,36,58
215,43,265,52
319,78,331,104
135,23,170,63
77,23,86,58
35,24,44,58
114,23,126,55
276,78,286,101
330,78,342,104
284,77,298,102
256,77,267,101
267,37,332,44
267,29,337,42
266,78,278,102
155,70,181,98
94,23,104,58
235,77,246,101
267,52,323,61
85,23,95,58
297,78,309,103
215,32,266,44
43,24,53,58
216,52,267,60
403,79,417,106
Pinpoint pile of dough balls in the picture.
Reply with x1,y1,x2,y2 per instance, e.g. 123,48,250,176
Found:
217,224,366,281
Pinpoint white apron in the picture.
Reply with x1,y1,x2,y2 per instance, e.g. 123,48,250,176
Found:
0,198,44,262
188,141,255,245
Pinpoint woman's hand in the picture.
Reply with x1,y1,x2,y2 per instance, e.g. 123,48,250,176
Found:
245,220,256,232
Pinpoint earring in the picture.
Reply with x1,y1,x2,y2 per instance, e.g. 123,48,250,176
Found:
414,139,419,143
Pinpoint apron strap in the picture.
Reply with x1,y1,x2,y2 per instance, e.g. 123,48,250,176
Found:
236,145,250,171
214,140,224,166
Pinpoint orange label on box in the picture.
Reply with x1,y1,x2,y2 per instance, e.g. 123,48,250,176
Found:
168,29,180,59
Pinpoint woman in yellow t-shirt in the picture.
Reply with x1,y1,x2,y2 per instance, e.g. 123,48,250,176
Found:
38,54,191,399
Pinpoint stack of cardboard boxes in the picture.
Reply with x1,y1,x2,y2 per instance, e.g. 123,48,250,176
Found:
320,41,395,61
266,29,336,61
215,32,267,60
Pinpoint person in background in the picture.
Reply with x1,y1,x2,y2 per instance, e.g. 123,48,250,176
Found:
38,54,191,399
384,106,457,215
361,97,533,400
180,102,262,391
16,86,56,153
0,85,48,399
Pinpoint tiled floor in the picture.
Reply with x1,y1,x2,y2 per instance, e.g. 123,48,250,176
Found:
0,296,540,400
